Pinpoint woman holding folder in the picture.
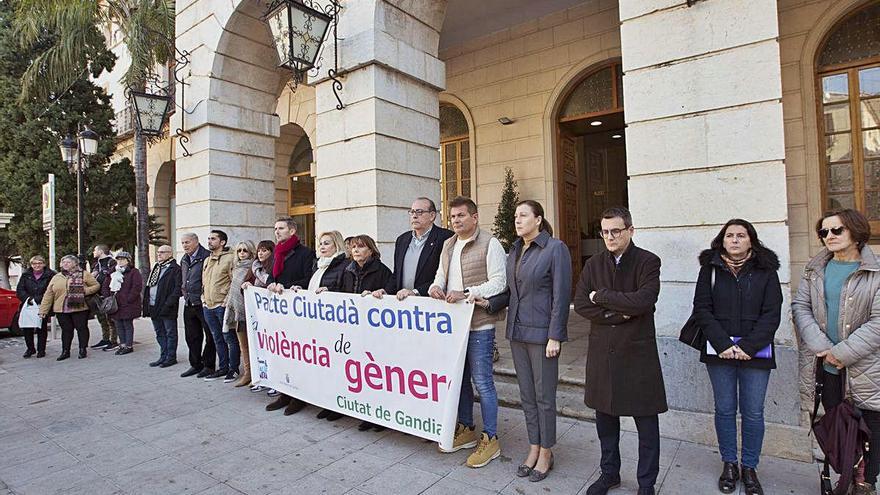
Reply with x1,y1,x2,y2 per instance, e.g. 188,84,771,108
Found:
692,219,782,495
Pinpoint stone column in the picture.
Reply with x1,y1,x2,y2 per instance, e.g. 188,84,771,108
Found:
312,1,447,257
172,0,283,247
619,0,804,452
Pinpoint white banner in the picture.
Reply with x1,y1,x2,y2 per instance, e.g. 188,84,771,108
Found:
245,287,474,449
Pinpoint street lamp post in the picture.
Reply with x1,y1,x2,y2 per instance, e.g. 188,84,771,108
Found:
58,127,99,264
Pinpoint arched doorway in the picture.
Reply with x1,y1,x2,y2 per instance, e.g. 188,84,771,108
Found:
288,135,315,247
815,3,880,235
555,61,627,272
439,103,473,227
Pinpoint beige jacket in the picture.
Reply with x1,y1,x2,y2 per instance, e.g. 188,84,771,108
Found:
202,248,235,309
792,246,880,411
39,271,100,315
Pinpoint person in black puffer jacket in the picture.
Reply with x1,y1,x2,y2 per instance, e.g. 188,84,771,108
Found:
691,218,782,495
341,234,391,432
16,255,56,358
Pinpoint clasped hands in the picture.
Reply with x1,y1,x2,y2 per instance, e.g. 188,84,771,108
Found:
718,345,751,361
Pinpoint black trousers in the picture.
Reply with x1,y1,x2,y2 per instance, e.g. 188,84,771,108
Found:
22,317,49,353
596,411,661,488
56,310,90,352
821,368,880,485
183,304,215,370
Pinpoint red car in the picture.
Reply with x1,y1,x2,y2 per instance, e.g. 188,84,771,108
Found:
0,287,20,334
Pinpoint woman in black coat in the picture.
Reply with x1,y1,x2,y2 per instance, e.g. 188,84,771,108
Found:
340,234,391,431
15,255,56,358
692,219,782,495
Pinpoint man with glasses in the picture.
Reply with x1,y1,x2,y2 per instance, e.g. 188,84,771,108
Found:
372,197,453,300
574,206,667,495
143,245,182,368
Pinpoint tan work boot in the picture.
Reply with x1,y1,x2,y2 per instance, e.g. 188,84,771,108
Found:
234,332,251,387
466,432,501,468
438,423,479,453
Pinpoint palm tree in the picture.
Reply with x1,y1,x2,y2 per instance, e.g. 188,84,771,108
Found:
14,0,175,277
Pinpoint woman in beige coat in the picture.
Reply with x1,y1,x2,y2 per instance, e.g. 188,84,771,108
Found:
792,208,880,495
39,255,101,360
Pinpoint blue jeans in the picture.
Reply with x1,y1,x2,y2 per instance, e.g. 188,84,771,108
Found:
203,306,232,372
151,318,177,363
706,364,771,469
458,329,498,438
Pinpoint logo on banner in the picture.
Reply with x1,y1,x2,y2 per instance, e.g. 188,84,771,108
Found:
258,357,268,379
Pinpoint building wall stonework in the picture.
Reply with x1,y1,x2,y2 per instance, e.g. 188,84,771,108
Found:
439,1,621,230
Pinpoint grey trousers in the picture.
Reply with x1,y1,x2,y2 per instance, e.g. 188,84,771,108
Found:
510,340,559,448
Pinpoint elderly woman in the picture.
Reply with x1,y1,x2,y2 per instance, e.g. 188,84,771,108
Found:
342,234,392,431
226,240,255,386
39,254,100,360
308,230,349,421
692,219,782,495
16,255,56,358
102,252,143,356
793,208,880,495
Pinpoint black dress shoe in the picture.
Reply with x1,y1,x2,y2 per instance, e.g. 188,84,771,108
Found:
266,395,291,411
586,472,621,495
180,367,202,377
56,351,70,361
741,466,764,495
23,349,35,358
160,360,177,368
283,398,306,416
78,348,87,359
529,455,553,482
358,421,376,431
36,351,45,358
149,359,163,367
372,424,387,432
91,339,110,349
718,461,739,493
196,368,214,378
325,411,343,421
316,409,331,419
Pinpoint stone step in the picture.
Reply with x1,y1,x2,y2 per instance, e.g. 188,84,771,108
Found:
492,367,595,422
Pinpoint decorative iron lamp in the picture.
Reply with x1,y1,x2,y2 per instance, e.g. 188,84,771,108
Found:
266,0,332,73
78,126,99,156
130,90,172,136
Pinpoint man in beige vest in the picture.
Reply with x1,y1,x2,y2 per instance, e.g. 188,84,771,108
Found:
429,196,507,468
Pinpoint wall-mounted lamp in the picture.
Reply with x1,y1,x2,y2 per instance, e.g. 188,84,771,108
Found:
498,117,514,125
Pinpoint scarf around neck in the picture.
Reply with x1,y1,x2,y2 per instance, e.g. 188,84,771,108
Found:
146,259,172,287
63,268,85,311
272,235,299,278
721,250,753,277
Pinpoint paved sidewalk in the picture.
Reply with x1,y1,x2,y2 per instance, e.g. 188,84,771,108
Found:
0,320,818,494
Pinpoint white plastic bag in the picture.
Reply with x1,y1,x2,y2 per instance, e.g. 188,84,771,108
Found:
17,300,42,328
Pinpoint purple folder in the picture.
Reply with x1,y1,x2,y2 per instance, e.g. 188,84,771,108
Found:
706,337,772,359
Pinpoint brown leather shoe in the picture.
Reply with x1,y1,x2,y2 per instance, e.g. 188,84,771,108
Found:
265,394,291,411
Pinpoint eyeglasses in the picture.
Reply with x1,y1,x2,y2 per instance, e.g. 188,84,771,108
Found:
408,209,435,216
818,226,846,238
599,227,631,239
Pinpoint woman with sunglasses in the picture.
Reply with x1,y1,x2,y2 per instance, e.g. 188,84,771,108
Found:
793,208,880,495
691,219,782,495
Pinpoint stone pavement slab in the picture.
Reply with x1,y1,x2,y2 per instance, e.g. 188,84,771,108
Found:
0,320,819,494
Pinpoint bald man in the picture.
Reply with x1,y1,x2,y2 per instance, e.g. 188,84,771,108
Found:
143,245,182,368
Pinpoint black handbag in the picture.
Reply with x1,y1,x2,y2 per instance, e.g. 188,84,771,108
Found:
679,267,714,350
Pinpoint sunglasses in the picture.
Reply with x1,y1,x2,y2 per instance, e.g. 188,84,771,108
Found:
818,226,846,238
236,248,250,253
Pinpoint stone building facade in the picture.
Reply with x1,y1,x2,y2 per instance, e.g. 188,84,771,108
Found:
99,0,880,459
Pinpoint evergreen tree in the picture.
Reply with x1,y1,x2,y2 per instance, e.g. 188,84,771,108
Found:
492,168,519,252
0,1,134,284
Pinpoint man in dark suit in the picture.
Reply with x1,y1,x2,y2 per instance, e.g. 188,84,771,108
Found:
372,197,453,300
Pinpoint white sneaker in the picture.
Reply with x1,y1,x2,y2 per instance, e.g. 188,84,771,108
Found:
250,385,264,393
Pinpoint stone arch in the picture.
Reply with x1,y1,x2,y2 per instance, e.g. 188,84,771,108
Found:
149,159,176,247
796,0,877,255
541,50,623,232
